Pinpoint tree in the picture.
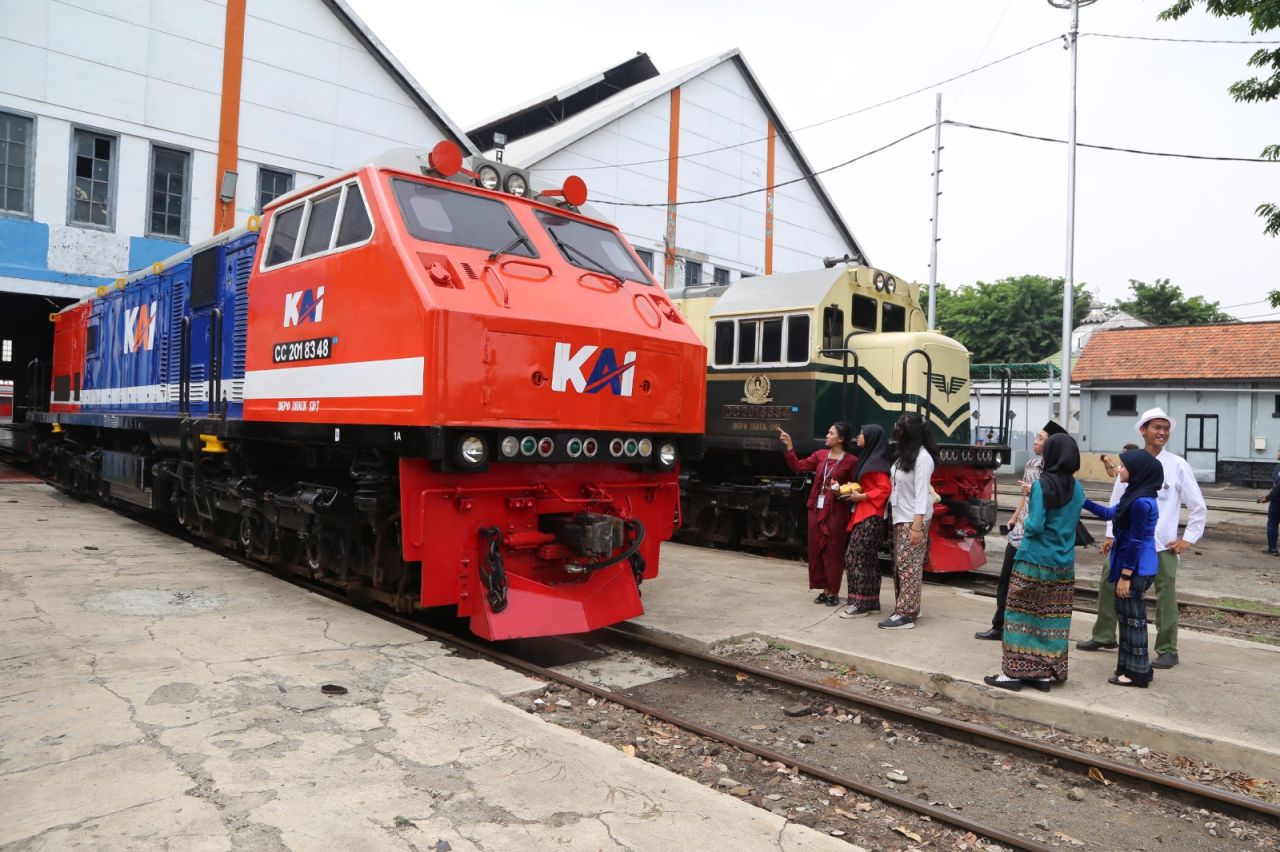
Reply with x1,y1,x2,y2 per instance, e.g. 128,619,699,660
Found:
1113,278,1235,325
1159,1,1280,306
924,275,1093,363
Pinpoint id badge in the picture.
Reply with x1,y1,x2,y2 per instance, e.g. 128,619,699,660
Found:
816,494,826,509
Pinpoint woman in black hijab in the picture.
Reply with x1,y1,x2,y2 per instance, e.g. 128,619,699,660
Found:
839,424,893,617
985,433,1085,691
1083,449,1163,686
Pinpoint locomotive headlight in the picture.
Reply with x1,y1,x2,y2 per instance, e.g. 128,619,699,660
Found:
638,438,653,457
477,165,500,190
501,436,520,458
885,276,897,294
658,442,677,467
458,435,487,466
874,273,886,291
504,171,528,196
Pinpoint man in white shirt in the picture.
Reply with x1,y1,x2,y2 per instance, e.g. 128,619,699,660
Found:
1076,407,1207,669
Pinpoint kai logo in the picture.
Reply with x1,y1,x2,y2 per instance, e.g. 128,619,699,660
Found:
123,302,158,353
283,286,325,327
552,343,637,397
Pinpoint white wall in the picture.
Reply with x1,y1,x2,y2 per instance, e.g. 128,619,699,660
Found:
525,58,853,286
0,0,455,292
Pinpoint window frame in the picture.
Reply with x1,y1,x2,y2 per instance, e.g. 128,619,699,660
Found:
851,294,878,332
0,109,36,219
146,143,193,242
713,266,730,286
712,312,812,368
882,301,907,333
1272,393,1280,418
67,126,119,231
256,166,295,214
684,260,703,287
633,247,654,273
1108,393,1138,416
259,178,375,272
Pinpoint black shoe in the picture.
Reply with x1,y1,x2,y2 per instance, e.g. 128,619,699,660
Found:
983,674,1021,692
814,593,833,605
1265,549,1279,556
1076,639,1117,651
1108,674,1148,688
974,627,1003,641
1022,678,1052,692
825,595,841,607
1152,652,1179,669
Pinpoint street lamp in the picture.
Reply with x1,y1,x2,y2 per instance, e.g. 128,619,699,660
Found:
1047,0,1096,429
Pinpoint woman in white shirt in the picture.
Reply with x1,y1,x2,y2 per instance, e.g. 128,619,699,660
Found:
881,412,937,630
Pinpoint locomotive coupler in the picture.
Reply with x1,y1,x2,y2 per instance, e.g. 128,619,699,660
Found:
540,512,625,561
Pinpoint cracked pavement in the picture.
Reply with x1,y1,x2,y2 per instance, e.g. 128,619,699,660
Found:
0,483,852,851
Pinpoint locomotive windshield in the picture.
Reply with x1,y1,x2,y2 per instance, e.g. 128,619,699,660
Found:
391,178,536,258
534,211,651,285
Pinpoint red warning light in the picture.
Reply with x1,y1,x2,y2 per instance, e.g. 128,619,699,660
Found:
428,141,464,177
562,175,588,207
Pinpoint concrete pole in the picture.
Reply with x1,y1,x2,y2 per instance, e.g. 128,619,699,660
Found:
928,93,942,331
1060,0,1081,428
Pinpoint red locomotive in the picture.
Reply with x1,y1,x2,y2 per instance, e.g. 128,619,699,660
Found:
31,141,707,640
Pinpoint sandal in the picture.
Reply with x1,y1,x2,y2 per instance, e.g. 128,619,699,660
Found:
1107,674,1148,689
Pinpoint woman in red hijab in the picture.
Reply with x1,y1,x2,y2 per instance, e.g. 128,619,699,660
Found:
779,423,858,605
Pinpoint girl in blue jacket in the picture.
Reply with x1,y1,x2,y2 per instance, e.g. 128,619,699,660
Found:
1083,449,1164,687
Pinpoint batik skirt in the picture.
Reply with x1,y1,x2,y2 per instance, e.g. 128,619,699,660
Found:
843,515,885,610
1001,558,1073,681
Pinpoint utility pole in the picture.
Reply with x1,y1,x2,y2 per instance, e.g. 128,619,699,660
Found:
1048,0,1095,428
928,93,942,331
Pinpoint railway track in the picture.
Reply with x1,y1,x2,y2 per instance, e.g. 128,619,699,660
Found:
13,469,1279,849
931,570,1280,644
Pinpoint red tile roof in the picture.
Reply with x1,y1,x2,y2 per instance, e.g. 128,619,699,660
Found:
1073,321,1280,382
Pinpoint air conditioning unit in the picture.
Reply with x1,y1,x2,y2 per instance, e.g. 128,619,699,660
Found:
1256,437,1267,451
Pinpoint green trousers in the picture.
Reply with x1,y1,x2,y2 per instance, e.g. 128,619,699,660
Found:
1090,550,1179,655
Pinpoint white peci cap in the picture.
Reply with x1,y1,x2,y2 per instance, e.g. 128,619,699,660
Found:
1135,406,1176,434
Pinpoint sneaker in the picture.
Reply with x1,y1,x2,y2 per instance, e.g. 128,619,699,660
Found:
878,613,915,630
840,606,873,619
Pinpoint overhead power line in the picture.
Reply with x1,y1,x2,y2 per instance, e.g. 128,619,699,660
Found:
543,36,1061,174
592,125,933,208
944,120,1279,163
1084,32,1280,45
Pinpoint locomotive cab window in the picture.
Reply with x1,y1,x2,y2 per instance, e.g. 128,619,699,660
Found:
713,321,735,367
263,179,375,270
85,325,98,357
852,295,877,332
822,306,844,353
393,178,534,259
535,211,649,285
736,320,757,364
787,315,810,363
882,302,906,333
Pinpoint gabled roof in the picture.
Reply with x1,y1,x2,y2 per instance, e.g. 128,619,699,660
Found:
467,53,660,150
470,49,865,263
321,0,476,153
1073,321,1280,382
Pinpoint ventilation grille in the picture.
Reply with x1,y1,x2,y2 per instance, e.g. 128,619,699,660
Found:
231,249,252,377
166,278,187,386
459,262,479,280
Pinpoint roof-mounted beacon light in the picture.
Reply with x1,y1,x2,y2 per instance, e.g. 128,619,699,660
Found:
427,141,464,178
539,175,589,210
492,131,507,163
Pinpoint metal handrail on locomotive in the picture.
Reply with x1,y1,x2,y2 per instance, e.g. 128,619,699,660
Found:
670,258,1010,572
29,141,708,640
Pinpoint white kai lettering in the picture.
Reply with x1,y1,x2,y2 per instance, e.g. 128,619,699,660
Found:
122,302,158,353
552,342,596,392
283,286,325,327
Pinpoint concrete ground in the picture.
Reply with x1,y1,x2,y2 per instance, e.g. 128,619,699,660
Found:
635,543,1280,782
0,480,851,852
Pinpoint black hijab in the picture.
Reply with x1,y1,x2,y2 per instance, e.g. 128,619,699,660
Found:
1114,448,1164,526
852,424,891,481
1043,420,1067,437
1039,433,1081,510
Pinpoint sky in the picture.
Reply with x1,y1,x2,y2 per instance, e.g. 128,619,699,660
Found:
347,0,1279,320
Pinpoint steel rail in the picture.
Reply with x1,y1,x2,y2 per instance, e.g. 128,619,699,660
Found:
604,627,1280,828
